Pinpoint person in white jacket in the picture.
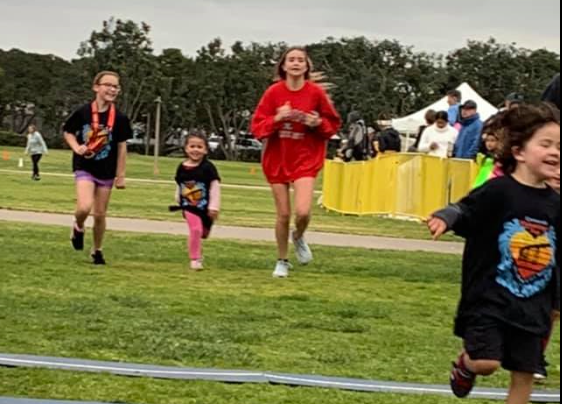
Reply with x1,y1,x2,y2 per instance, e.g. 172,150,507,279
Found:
25,125,48,180
417,111,459,158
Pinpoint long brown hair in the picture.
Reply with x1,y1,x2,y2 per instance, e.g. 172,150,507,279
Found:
498,103,560,174
275,47,313,81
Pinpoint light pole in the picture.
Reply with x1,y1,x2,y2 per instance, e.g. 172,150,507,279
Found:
154,96,162,176
145,112,151,156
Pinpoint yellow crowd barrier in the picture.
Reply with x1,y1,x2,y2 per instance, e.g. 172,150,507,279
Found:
322,154,479,221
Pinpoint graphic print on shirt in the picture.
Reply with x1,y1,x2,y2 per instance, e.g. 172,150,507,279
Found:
81,124,112,160
279,122,305,140
180,181,208,210
498,217,557,298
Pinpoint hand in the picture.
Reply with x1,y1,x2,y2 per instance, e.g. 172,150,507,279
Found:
75,145,89,156
430,142,440,151
209,210,219,221
115,176,126,190
274,102,293,123
304,112,322,128
427,216,448,240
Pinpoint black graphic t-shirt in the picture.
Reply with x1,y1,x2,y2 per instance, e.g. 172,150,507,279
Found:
435,176,560,337
63,103,132,179
175,159,221,229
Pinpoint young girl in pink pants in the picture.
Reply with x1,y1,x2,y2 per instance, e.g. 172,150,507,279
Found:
174,133,221,271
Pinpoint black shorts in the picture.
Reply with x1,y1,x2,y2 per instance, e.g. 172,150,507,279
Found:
463,316,543,374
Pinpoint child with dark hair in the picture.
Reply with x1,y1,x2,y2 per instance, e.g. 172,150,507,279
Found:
473,114,506,188
428,103,560,404
173,132,221,271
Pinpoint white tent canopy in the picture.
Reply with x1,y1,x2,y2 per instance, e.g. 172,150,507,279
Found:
392,83,499,133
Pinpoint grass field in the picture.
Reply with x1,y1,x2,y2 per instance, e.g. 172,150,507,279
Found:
0,222,559,404
0,147,456,241
0,146,271,187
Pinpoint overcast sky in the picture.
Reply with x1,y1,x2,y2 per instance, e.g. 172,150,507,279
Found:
0,0,560,60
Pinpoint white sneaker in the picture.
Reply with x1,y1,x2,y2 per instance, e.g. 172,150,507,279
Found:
293,232,313,265
273,260,292,278
190,259,204,271
534,373,547,383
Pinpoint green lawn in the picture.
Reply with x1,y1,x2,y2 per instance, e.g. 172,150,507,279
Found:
0,222,559,404
0,169,452,240
0,146,271,188
0,146,455,241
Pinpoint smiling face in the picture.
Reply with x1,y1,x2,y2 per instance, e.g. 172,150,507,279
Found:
514,123,561,182
185,136,208,163
93,74,121,104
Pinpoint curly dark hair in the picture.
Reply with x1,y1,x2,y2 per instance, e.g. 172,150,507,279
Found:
497,103,560,174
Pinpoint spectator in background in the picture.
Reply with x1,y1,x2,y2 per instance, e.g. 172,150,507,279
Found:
418,111,458,158
374,113,401,155
24,124,48,181
473,112,509,189
447,89,463,127
542,74,560,110
410,109,437,152
504,93,525,110
454,100,483,160
343,111,371,161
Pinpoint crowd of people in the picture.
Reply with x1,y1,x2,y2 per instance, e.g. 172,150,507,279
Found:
15,43,560,403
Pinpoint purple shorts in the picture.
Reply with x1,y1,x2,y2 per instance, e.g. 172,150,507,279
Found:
75,171,115,188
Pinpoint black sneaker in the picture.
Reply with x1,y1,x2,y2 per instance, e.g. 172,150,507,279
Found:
92,250,106,266
451,353,476,398
71,226,85,251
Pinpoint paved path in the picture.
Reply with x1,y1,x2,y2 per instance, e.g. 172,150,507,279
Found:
0,209,463,255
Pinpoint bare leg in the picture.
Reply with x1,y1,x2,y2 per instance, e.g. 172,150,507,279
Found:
75,180,95,229
464,354,502,376
507,372,534,404
271,183,291,260
92,186,112,251
293,177,316,240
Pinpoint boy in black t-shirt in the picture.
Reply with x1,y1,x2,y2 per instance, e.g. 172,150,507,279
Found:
428,104,560,404
63,71,132,265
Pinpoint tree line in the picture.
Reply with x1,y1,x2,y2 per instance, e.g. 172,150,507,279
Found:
0,17,559,159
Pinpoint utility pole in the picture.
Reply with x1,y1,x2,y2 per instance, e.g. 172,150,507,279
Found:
145,112,151,156
154,97,162,176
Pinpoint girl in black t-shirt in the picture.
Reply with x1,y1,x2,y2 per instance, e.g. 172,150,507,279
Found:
428,104,560,404
63,71,132,265
172,133,221,271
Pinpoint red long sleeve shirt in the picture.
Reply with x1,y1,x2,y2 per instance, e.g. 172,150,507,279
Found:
251,81,342,184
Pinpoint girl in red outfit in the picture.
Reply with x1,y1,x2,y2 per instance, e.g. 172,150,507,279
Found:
252,47,342,278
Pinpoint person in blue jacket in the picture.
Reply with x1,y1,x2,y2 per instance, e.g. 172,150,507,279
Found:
454,100,483,160
447,89,462,126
